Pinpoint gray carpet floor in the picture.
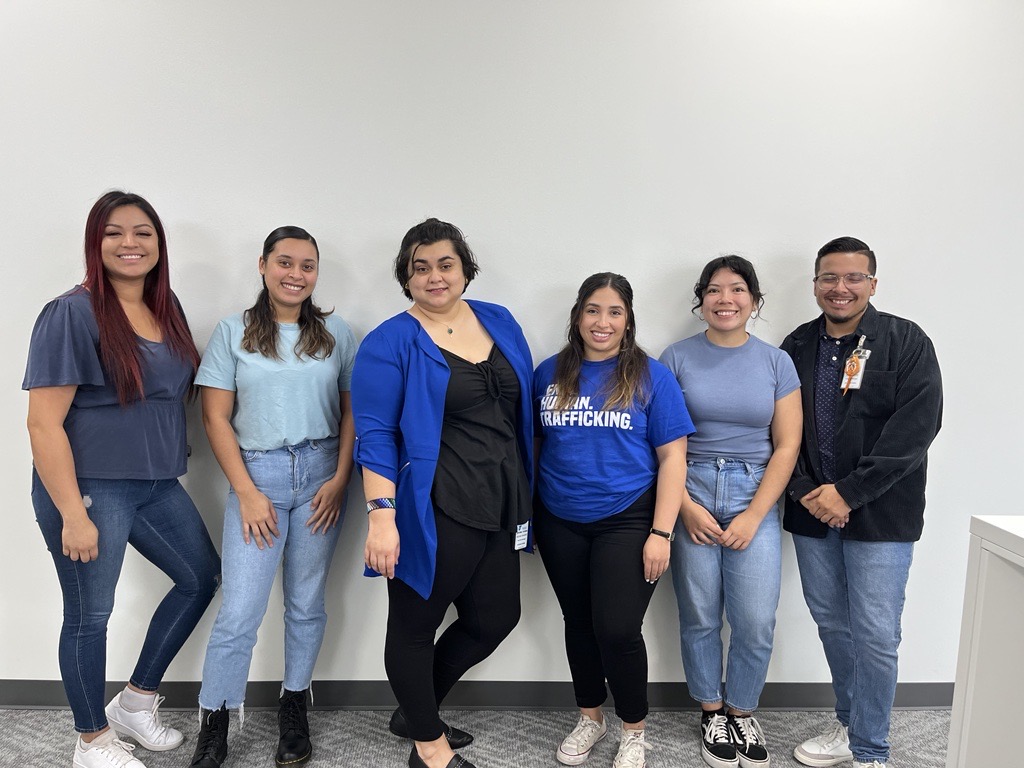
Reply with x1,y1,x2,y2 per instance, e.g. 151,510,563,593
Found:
0,708,949,767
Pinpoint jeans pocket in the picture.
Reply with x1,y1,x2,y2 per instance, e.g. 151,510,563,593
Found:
242,449,265,462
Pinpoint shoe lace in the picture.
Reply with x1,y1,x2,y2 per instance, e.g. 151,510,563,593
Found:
703,713,731,744
93,737,138,767
142,694,172,738
566,716,604,749
280,694,305,734
732,715,766,746
195,711,228,758
819,721,847,749
614,730,651,768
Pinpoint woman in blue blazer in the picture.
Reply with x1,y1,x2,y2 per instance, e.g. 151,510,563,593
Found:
351,218,533,768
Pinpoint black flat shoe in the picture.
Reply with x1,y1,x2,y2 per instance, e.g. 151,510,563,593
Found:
408,746,477,768
390,708,474,750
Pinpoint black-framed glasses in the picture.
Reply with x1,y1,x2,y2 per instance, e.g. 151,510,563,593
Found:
813,273,874,288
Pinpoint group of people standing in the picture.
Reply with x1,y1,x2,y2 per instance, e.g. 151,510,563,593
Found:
24,191,943,768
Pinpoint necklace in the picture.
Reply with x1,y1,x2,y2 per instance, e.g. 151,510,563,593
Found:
417,302,461,335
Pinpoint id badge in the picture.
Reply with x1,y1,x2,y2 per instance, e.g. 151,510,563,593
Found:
842,346,871,393
514,522,530,550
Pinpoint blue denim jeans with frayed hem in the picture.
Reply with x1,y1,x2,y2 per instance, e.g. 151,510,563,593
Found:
670,458,781,713
199,437,343,711
792,528,913,764
33,472,221,733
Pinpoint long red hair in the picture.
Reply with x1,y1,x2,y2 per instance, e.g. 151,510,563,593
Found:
82,191,201,404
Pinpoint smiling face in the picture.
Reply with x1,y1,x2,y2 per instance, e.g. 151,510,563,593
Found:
406,239,466,314
578,285,628,361
814,251,876,335
259,237,319,320
702,267,753,340
100,205,159,284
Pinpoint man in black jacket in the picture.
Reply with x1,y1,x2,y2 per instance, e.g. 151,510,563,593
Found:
781,237,942,768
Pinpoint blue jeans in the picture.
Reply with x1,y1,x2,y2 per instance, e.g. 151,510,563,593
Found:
199,438,343,710
792,529,914,763
670,459,781,713
33,472,221,733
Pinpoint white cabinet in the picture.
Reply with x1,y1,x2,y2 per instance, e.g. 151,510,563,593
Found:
946,516,1024,768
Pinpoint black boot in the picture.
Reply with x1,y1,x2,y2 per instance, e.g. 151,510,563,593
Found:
190,706,229,767
276,688,312,766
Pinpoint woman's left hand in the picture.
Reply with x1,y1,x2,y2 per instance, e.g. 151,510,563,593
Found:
307,476,348,534
643,534,671,583
718,510,762,551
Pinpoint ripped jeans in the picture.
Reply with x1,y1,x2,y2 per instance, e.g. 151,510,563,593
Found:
33,471,221,733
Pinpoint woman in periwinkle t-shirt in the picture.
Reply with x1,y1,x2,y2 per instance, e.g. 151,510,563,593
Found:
188,227,356,768
24,191,220,768
534,273,693,768
658,256,802,768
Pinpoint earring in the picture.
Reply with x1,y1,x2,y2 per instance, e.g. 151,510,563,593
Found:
750,310,758,320
698,312,705,322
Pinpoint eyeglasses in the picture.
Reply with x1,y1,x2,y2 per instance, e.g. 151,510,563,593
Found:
813,273,874,288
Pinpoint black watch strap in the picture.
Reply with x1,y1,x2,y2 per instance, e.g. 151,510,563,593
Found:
650,527,675,542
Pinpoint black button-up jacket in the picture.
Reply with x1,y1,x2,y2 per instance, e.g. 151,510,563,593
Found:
780,304,943,542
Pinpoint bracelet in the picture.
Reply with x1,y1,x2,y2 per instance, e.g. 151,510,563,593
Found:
365,497,397,514
649,527,675,542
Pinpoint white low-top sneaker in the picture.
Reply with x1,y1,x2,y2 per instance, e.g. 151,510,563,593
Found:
73,730,147,768
557,713,608,765
793,721,853,767
613,729,652,768
105,692,184,751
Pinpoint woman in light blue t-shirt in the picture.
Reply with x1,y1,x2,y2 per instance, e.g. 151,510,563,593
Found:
188,226,357,768
658,255,801,768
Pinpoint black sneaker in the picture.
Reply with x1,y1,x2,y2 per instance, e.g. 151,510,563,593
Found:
276,688,312,765
190,706,229,767
700,709,738,768
727,714,769,768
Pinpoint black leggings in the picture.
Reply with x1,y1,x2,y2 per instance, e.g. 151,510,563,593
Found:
385,511,521,741
535,488,658,724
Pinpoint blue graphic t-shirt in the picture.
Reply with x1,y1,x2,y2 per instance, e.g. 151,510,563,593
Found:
534,354,694,522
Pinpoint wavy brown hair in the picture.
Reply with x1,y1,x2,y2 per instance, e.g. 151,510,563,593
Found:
552,272,650,411
242,226,335,360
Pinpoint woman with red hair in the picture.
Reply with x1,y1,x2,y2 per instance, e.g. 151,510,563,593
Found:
24,191,221,768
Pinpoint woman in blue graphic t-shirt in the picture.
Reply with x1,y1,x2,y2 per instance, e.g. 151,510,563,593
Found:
25,191,220,768
187,226,356,768
658,255,802,768
533,272,693,768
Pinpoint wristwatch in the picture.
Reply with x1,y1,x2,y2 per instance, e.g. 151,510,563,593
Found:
649,527,675,542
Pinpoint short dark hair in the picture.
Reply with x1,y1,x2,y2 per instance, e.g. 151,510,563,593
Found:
691,255,765,316
815,236,876,275
393,218,480,300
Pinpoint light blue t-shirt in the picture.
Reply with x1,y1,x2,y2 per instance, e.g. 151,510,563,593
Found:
196,312,356,451
534,354,695,522
659,332,800,465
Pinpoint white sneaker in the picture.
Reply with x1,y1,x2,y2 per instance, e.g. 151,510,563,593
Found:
105,692,184,751
557,713,607,765
793,721,853,767
613,729,651,768
853,762,886,768
73,730,147,767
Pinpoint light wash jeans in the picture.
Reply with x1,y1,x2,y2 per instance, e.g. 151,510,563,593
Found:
199,437,344,710
792,528,914,764
670,458,781,712
33,473,220,732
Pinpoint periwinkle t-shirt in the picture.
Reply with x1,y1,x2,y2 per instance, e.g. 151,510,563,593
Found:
195,313,356,451
22,286,194,479
659,332,800,465
534,354,695,522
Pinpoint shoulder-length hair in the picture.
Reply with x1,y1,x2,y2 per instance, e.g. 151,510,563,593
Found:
242,226,335,360
552,272,650,411
82,190,200,404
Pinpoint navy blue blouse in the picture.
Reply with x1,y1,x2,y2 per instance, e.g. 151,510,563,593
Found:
23,286,194,480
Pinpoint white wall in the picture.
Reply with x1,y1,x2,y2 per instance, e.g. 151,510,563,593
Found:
1,0,1020,688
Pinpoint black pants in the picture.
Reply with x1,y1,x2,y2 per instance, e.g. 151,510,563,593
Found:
535,487,658,724
385,511,521,741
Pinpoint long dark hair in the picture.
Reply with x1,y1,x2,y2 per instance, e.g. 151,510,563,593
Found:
82,190,200,404
552,272,650,411
242,226,335,360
